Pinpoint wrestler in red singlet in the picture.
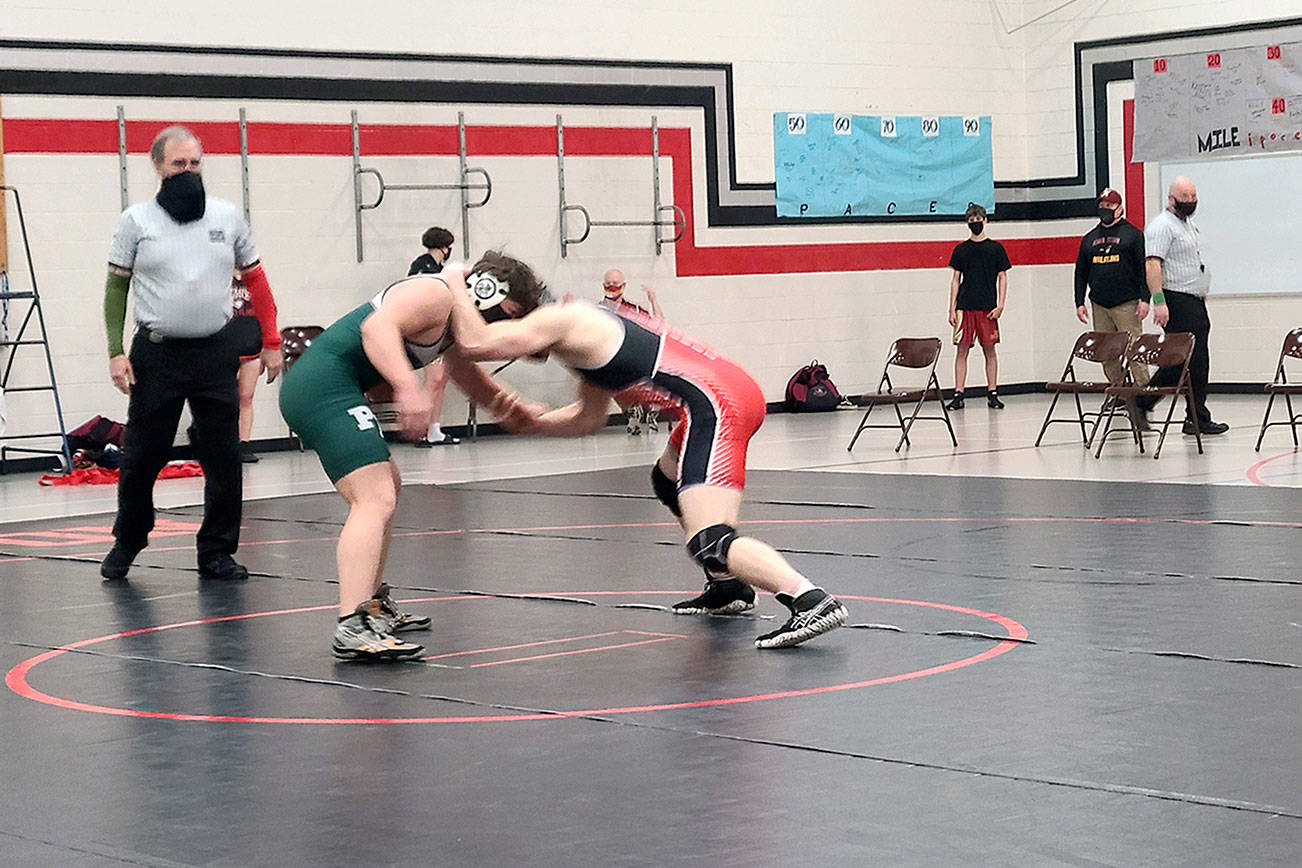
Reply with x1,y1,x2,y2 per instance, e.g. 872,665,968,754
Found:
573,304,766,491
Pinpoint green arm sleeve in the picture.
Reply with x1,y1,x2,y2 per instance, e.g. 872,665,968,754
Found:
104,270,130,357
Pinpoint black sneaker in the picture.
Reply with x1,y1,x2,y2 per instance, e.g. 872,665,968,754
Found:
945,394,965,410
1183,419,1229,436
986,393,1005,409
755,588,848,649
672,578,757,615
332,600,425,662
373,583,431,632
240,442,260,464
100,542,139,581
198,554,249,581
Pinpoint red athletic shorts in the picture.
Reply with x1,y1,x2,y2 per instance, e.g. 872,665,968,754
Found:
953,310,1000,347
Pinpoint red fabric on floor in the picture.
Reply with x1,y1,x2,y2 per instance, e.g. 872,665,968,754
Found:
40,462,205,487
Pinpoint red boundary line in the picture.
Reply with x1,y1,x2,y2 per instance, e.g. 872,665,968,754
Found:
468,634,682,668
1245,449,1300,486
1,117,1082,276
5,592,1027,725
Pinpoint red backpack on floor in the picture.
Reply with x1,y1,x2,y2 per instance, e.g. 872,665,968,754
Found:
784,360,843,411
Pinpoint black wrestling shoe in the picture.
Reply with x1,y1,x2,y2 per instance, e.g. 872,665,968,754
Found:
332,600,425,662
198,554,249,582
373,583,431,632
240,442,260,463
986,392,1005,409
672,578,757,615
100,542,139,581
755,588,848,649
945,393,965,411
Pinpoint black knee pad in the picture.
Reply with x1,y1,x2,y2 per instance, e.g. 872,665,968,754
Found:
650,464,681,517
687,524,737,579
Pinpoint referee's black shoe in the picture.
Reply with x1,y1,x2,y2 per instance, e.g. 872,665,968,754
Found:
100,542,139,581
1183,419,1229,436
198,554,249,582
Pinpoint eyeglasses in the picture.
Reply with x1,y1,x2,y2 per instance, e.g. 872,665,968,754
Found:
603,282,625,290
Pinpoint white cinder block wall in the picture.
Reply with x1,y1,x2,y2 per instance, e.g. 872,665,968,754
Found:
1,1,1299,448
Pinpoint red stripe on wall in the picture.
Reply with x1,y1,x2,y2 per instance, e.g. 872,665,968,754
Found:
2,119,120,152
1123,100,1145,229
0,117,1081,275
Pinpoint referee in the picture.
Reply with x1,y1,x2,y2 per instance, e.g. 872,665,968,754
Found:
1139,175,1228,436
100,126,283,581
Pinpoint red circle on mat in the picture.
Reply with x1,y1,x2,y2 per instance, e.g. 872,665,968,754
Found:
6,593,1027,725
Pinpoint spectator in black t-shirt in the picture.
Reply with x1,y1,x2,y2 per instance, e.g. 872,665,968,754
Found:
1074,188,1151,426
946,204,1011,409
408,226,459,446
408,226,454,278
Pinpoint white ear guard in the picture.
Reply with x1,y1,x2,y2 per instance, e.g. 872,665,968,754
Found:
468,272,509,311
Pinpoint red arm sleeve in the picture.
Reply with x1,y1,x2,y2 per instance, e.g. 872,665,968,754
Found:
240,263,281,349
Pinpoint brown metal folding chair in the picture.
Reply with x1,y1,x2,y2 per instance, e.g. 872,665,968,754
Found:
1254,327,1302,452
1095,332,1202,459
847,337,956,453
279,325,324,372
281,324,401,436
1034,331,1131,447
279,326,324,449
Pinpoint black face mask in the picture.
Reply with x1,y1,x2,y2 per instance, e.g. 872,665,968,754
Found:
1172,199,1197,218
1098,207,1117,223
156,171,206,223
968,221,984,235
481,304,513,324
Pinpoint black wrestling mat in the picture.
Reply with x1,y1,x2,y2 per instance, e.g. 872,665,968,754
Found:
1,469,1298,866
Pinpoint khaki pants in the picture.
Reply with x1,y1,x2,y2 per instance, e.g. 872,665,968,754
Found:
1091,300,1150,387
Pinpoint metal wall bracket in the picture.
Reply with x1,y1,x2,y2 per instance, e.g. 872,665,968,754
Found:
116,105,128,211
352,111,492,262
557,114,686,258
115,105,256,224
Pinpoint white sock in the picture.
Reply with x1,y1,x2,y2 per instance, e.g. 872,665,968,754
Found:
427,423,442,441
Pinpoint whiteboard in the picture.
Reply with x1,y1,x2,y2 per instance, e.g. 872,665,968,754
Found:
1134,42,1302,163
1158,154,1302,296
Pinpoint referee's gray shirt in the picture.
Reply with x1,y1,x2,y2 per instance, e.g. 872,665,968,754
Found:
1144,208,1210,298
108,196,258,338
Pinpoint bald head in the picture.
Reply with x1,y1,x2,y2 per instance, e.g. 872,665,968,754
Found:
1167,175,1198,218
602,268,626,298
1168,176,1196,198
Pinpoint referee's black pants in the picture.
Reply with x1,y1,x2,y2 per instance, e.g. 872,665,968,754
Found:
113,327,243,565
1139,290,1213,424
